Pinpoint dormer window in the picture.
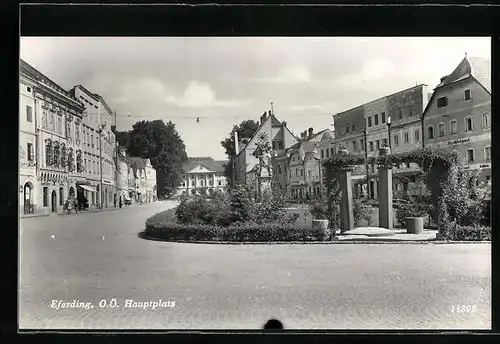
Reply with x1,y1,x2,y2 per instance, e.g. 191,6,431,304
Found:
464,89,471,101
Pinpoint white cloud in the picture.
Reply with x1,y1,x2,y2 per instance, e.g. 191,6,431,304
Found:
252,66,312,84
168,81,251,108
334,57,396,88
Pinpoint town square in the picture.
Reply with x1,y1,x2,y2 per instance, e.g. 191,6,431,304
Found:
19,37,491,330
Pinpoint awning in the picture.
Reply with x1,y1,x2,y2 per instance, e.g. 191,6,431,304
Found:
78,185,97,192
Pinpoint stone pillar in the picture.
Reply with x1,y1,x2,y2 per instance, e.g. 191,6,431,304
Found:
378,147,393,230
338,149,355,233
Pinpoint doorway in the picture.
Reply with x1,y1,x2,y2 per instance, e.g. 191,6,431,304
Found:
24,182,33,214
369,180,375,199
51,190,57,212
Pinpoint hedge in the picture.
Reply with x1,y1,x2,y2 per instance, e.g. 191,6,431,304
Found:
144,219,332,242
442,225,491,241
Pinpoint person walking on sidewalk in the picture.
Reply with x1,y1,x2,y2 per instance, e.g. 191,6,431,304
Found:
73,197,78,214
119,196,123,208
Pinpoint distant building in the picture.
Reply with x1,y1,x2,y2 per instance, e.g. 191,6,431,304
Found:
177,157,227,196
129,157,157,203
423,55,491,184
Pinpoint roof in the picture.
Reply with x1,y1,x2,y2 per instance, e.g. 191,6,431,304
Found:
95,94,114,115
423,56,491,119
436,56,490,93
182,157,226,173
72,84,100,101
20,59,81,104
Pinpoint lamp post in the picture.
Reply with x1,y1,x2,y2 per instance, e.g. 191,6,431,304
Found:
363,127,370,198
98,123,105,209
387,115,392,150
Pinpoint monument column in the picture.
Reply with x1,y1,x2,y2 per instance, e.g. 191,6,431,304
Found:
378,146,393,229
337,149,355,233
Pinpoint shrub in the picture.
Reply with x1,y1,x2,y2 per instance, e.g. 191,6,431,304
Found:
395,202,430,228
144,218,329,242
229,185,255,223
442,225,491,241
353,196,373,227
175,195,213,225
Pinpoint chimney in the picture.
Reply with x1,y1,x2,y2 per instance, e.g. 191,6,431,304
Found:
234,131,239,155
308,127,314,139
300,131,306,140
440,75,448,83
260,111,268,123
282,121,287,127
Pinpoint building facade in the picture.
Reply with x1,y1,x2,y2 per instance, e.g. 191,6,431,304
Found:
176,157,227,196
234,111,298,186
116,146,130,204
423,56,491,183
20,59,86,215
69,85,117,208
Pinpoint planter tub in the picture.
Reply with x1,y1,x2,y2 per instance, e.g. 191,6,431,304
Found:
312,219,330,240
407,217,424,234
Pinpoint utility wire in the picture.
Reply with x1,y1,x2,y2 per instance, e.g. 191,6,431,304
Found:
85,111,335,119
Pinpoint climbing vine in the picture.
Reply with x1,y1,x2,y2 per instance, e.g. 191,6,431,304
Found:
322,147,461,234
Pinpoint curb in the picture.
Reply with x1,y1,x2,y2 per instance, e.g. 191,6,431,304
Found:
138,233,491,245
20,214,50,219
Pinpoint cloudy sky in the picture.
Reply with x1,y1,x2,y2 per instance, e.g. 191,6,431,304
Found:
20,37,490,159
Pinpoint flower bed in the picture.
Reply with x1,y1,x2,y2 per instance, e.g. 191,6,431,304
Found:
144,209,331,242
442,225,491,241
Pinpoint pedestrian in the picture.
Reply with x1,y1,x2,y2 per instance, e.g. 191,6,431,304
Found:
114,196,117,208
119,196,123,208
73,197,78,214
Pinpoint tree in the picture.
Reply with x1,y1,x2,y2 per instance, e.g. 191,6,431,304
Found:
111,125,130,148
220,119,259,186
126,120,188,199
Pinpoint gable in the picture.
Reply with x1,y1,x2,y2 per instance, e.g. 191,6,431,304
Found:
188,164,215,174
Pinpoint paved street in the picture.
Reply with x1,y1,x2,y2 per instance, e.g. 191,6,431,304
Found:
20,202,490,330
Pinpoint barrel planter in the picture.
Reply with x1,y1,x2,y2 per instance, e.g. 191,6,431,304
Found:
406,217,424,234
312,219,330,240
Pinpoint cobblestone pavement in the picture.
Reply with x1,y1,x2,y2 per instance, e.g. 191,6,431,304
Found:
20,202,491,330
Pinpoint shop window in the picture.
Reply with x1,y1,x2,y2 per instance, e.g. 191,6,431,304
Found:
467,149,475,163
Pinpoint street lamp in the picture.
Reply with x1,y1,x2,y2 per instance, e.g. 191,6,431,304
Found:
387,115,392,150
98,123,105,209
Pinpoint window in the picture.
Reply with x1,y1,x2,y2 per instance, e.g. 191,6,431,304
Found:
352,141,357,151
381,112,386,124
398,108,402,119
300,169,304,176
42,111,48,129
84,159,87,171
326,149,330,158
406,162,411,168
360,139,364,149
91,134,95,147
368,117,372,127
376,140,380,150
57,117,62,135
87,133,90,146
308,170,312,177
27,86,31,93
382,138,388,147
428,126,434,139
345,126,349,134
467,149,475,163
464,89,471,101
369,141,374,151
485,146,491,161
296,168,299,176
26,105,32,122
403,132,410,143
465,116,473,132
438,123,445,137
272,141,276,150
450,120,458,134
374,114,379,125
278,165,282,174
278,141,283,149
409,105,415,117
352,125,355,132
414,129,420,142
330,148,334,155
437,97,448,108
394,135,399,146
59,188,64,205
483,113,490,129
27,143,33,161
191,180,195,186
321,150,324,159
43,187,48,206
218,180,222,186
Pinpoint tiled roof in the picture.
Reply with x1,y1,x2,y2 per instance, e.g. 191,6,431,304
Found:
437,56,491,93
182,157,227,173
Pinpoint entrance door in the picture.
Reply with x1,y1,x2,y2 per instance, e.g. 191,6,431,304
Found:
24,183,32,214
51,190,57,212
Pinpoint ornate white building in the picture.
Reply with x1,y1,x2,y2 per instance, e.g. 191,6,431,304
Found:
20,59,85,215
176,157,227,196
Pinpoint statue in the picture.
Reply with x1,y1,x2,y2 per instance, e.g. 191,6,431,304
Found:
252,133,273,178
